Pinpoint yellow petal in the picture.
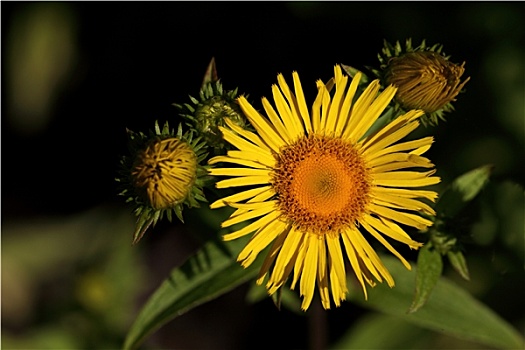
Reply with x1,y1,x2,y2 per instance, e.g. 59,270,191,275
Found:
225,200,278,211
368,204,434,230
368,152,432,168
291,233,307,290
238,217,287,267
224,150,275,168
372,186,439,202
325,65,348,136
316,239,330,309
215,175,272,189
329,266,346,308
364,120,420,157
373,173,441,188
268,226,304,287
262,97,292,141
359,218,412,270
272,82,303,141
361,110,422,155
224,117,271,152
343,80,380,141
299,234,319,311
311,80,326,132
353,85,397,143
277,73,305,137
229,185,276,218
349,228,394,287
219,126,267,155
374,169,437,180
223,209,281,241
221,201,275,228
335,71,361,137
411,144,432,156
238,95,286,151
345,228,383,283
209,168,271,177
210,186,272,209
341,229,368,299
326,234,347,303
372,193,436,216
255,223,289,283
208,155,270,169
367,137,434,161
319,79,332,133
293,71,312,133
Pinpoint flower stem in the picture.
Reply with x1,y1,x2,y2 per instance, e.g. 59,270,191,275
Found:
308,295,327,350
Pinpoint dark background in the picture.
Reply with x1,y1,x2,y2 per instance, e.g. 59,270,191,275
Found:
2,2,524,349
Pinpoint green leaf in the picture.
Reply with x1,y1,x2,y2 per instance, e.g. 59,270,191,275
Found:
331,314,430,350
436,165,493,218
446,250,470,281
123,234,261,350
123,207,259,349
348,255,524,349
409,243,443,313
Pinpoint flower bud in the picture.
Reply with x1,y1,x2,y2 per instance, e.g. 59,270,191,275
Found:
175,80,248,155
132,137,197,210
384,51,470,114
116,121,209,244
374,39,470,125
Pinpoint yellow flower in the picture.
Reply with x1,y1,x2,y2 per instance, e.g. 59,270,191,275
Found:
208,65,440,311
132,137,198,210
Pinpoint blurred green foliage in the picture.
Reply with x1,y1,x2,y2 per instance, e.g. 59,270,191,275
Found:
2,206,148,349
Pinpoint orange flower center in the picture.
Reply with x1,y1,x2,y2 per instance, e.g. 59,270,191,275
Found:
272,135,370,234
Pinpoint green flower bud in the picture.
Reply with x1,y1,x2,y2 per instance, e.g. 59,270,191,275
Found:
116,121,210,244
175,80,249,155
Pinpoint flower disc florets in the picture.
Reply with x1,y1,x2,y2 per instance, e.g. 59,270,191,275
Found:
272,134,371,235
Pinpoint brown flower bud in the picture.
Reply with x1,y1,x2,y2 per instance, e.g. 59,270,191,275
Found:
385,51,470,113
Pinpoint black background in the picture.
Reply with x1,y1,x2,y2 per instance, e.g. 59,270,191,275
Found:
4,2,523,218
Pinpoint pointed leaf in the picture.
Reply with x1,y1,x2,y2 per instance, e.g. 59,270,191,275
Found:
341,64,369,83
132,210,155,245
348,255,524,349
123,234,261,349
201,57,218,88
447,250,470,280
436,165,493,218
409,243,443,313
